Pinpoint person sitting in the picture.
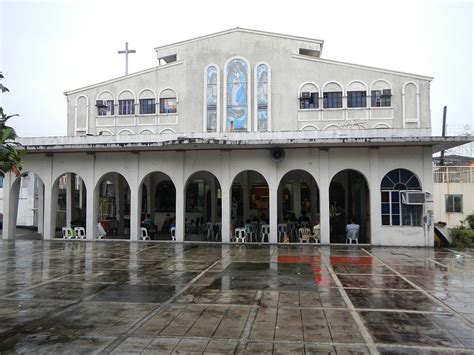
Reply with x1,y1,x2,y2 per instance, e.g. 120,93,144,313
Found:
142,213,157,239
345,219,360,244
312,219,321,243
97,222,107,239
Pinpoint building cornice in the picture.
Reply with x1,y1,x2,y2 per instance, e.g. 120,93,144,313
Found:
292,54,433,81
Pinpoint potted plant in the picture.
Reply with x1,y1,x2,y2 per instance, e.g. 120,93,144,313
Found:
465,213,474,229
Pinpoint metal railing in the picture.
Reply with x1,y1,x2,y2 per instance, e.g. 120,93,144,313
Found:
433,166,474,183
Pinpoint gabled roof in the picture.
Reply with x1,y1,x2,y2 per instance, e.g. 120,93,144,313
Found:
154,27,324,53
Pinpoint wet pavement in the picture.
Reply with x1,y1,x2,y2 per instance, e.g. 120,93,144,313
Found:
0,241,473,354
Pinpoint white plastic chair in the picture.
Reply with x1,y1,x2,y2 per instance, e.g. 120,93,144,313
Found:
260,224,270,243
346,229,359,244
277,223,288,243
206,222,214,241
235,228,246,243
140,227,150,240
74,227,86,240
62,227,74,240
244,223,256,242
170,227,176,241
299,227,312,243
312,225,321,244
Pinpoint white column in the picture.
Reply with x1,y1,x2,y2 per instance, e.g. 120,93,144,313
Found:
130,186,139,241
319,149,330,244
175,152,185,242
86,183,98,240
65,173,73,227
221,151,231,243
210,178,217,222
43,182,58,240
422,146,434,247
369,148,380,246
242,171,249,221
269,184,278,243
37,181,44,236
3,172,19,239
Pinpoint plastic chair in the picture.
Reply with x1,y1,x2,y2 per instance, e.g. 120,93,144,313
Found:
312,225,321,244
260,224,270,243
62,227,74,240
244,223,256,242
235,228,246,243
299,227,312,243
206,222,214,241
140,227,150,240
346,229,359,244
170,227,176,241
74,227,86,240
277,223,288,243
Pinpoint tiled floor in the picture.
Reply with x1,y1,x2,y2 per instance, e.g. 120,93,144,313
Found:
0,241,473,354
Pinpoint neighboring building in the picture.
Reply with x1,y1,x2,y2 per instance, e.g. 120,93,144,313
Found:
433,155,474,228
2,28,471,245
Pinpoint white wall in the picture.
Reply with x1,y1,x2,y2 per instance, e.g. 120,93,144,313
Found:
433,182,474,228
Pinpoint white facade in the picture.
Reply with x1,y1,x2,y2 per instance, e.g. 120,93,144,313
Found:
3,28,472,245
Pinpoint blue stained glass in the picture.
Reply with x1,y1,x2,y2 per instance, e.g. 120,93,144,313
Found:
256,64,268,131
206,66,218,131
258,109,268,131
226,59,248,130
207,66,217,84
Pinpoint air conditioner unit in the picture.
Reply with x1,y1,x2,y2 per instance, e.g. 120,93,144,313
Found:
382,89,391,96
96,100,108,108
301,92,311,99
401,191,426,205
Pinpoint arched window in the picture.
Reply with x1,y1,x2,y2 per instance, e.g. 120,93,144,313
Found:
225,58,249,131
205,65,219,132
370,80,392,107
381,169,422,227
255,63,270,131
323,82,343,108
97,91,114,116
117,90,135,115
138,89,156,114
299,82,319,109
346,81,367,108
159,88,177,114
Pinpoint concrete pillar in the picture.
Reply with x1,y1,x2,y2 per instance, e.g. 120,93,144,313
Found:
269,184,278,243
422,146,434,247
293,181,301,218
242,171,249,221
175,152,185,242
319,149,330,244
130,186,139,241
368,148,380,245
3,173,19,239
210,178,217,222
65,173,73,227
221,151,231,243
86,183,98,240
37,181,44,236
310,178,318,223
43,182,58,240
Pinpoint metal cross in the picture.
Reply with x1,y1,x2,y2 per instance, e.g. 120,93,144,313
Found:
118,42,136,76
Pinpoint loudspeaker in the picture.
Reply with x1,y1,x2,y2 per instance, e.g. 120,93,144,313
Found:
270,148,285,162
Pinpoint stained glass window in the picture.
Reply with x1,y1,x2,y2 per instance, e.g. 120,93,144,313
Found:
256,64,269,131
206,66,218,131
226,59,248,131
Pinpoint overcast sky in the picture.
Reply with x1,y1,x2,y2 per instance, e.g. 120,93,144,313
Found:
0,0,472,138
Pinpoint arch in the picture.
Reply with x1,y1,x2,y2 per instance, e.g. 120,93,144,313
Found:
380,168,422,227
138,129,154,135
98,129,113,136
370,79,392,92
158,87,179,101
254,61,271,131
75,94,89,106
158,88,178,114
373,123,392,129
96,90,115,101
94,171,133,193
185,170,222,241
324,124,340,130
117,129,134,135
185,170,223,190
322,81,344,93
117,89,136,100
322,81,343,109
223,56,251,132
204,64,220,132
402,81,420,95
138,88,157,100
159,128,176,134
75,95,88,132
402,81,420,127
346,80,368,95
301,124,319,131
298,81,320,96
329,169,370,243
230,168,270,188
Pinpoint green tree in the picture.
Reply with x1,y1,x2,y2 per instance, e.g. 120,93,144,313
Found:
0,73,23,176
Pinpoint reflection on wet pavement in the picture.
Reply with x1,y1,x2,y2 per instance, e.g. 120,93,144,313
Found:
0,240,472,353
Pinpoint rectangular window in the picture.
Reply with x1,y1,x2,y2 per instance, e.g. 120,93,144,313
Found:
445,194,463,213
97,100,114,116
323,92,342,108
371,89,391,107
299,92,319,109
118,99,135,115
381,190,422,226
139,99,156,114
160,98,177,113
347,91,367,108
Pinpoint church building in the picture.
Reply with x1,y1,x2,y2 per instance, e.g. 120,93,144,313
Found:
2,28,470,246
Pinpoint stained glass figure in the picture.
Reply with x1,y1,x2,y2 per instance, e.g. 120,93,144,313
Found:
226,59,248,131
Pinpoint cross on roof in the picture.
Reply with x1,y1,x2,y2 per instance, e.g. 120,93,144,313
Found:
118,42,136,76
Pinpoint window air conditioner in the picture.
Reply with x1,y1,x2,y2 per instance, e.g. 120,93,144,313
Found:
301,92,311,99
401,191,426,205
96,100,108,108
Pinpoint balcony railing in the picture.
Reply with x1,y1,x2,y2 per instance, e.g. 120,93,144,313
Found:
433,166,474,183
